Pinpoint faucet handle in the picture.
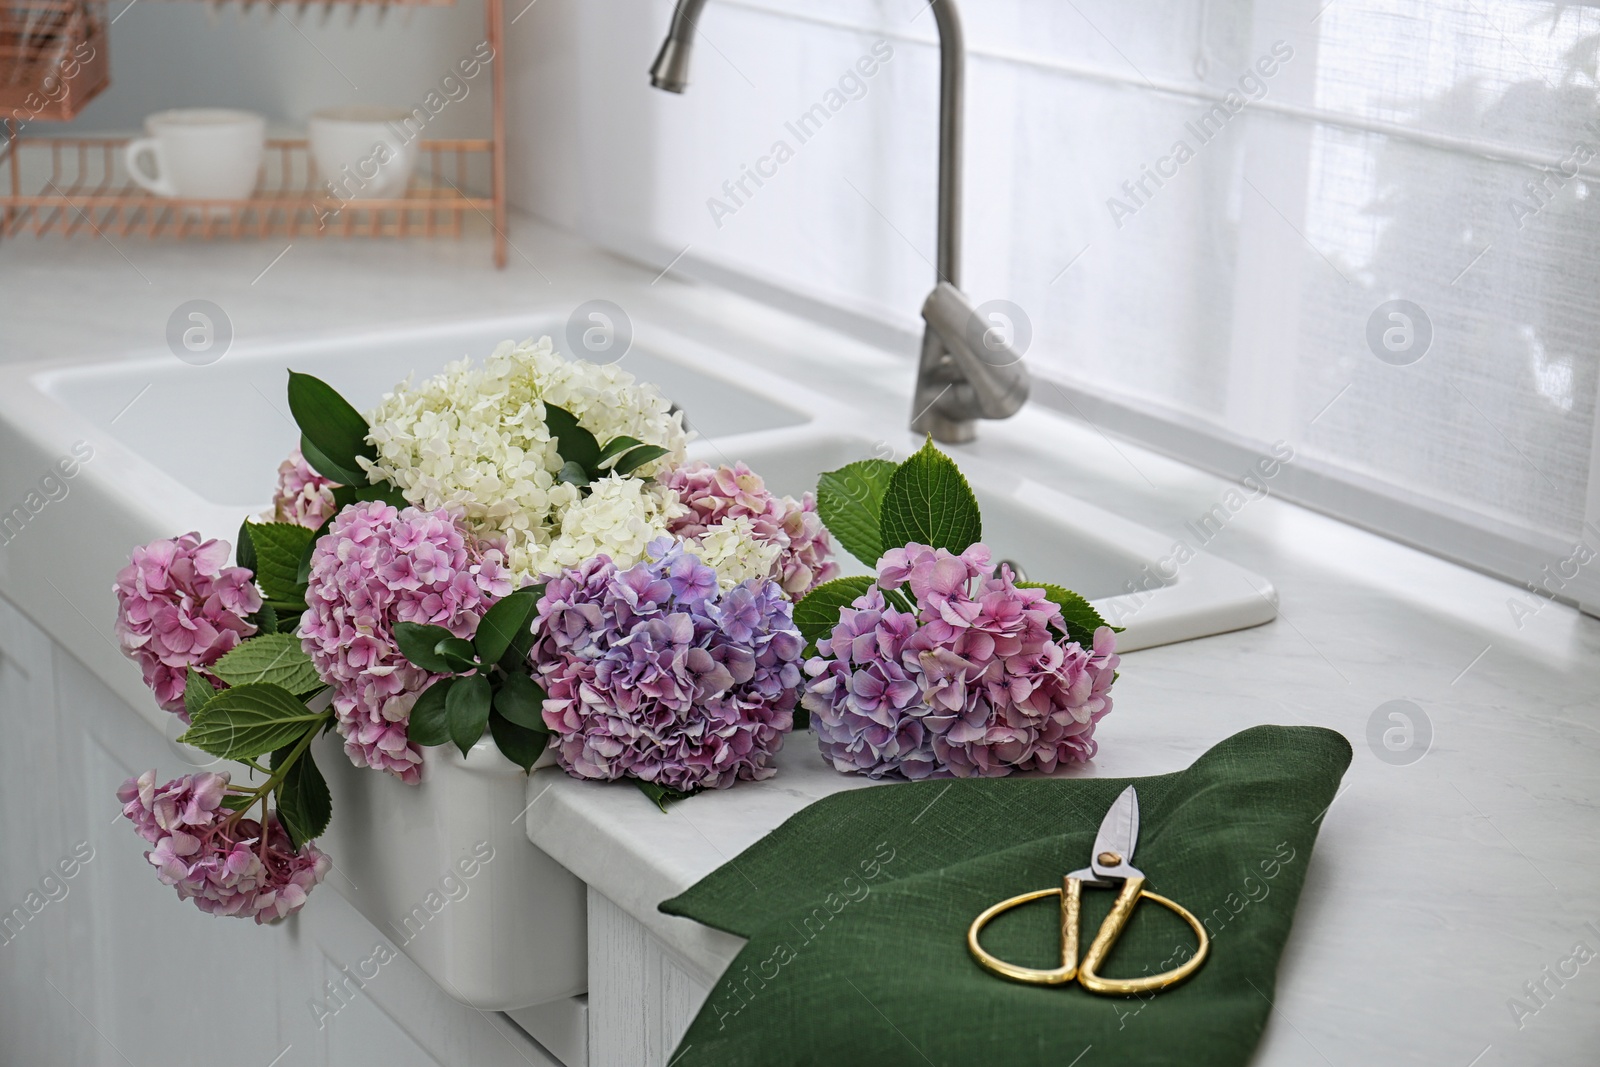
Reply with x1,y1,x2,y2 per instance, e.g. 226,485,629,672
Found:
920,283,1030,421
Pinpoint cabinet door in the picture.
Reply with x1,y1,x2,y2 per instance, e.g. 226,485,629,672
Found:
587,888,714,1067
0,595,560,1067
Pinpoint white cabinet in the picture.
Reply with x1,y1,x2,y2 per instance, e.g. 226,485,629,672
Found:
585,889,715,1067
0,594,561,1067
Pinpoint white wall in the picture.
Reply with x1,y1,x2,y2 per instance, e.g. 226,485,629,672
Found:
33,1,493,139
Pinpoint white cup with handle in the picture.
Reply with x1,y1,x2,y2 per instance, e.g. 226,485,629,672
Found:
307,105,419,202
124,108,266,201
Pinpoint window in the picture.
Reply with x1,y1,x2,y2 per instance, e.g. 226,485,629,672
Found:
528,0,1600,612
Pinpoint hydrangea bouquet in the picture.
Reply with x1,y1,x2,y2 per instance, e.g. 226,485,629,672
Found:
792,440,1120,779
112,339,834,922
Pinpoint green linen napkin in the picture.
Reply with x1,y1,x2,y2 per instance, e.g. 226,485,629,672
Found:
659,725,1352,1066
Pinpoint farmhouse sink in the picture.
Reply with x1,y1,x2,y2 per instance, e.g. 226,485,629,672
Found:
36,313,812,510
0,310,1273,1015
0,313,831,1013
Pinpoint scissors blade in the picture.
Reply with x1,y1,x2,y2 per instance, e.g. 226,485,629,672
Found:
1089,787,1140,879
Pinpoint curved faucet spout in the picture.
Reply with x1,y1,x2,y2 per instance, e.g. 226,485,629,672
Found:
649,0,1026,443
649,0,708,93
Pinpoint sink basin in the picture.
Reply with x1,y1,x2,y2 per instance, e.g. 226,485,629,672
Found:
37,314,811,510
0,309,1273,1014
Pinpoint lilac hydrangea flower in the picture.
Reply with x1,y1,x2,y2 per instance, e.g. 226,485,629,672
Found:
118,770,330,924
113,533,261,718
299,502,513,784
659,461,840,597
804,542,1119,779
529,537,805,792
271,446,340,529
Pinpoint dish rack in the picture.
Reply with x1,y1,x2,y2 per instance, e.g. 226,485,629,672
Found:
0,0,109,121
0,0,509,267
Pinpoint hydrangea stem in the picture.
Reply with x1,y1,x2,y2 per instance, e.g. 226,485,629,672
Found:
222,712,330,834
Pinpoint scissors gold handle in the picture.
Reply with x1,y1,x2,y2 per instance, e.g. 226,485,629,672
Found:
967,874,1209,994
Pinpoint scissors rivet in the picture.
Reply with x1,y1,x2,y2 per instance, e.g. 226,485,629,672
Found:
1097,851,1122,866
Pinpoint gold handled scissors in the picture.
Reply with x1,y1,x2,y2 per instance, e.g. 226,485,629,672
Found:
967,786,1209,995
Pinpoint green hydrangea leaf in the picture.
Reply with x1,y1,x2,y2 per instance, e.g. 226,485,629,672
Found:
489,711,549,773
543,403,602,473
288,371,375,486
247,601,279,635
499,584,546,670
611,444,670,477
272,741,331,849
299,433,363,488
407,677,455,747
635,777,699,813
183,668,217,721
816,459,896,567
447,673,493,757
246,521,315,604
435,637,479,674
210,633,323,695
235,519,257,572
393,622,464,673
177,683,327,760
474,589,541,665
494,672,548,730
597,435,643,463
556,460,591,488
879,437,982,555
794,576,875,655
1021,582,1113,648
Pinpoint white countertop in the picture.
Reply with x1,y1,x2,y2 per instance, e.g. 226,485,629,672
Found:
6,217,1598,1065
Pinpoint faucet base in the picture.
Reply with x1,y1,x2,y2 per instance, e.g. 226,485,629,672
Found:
910,407,977,445
910,317,981,445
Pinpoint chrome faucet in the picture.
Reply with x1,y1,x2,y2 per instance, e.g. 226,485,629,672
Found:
649,0,1028,444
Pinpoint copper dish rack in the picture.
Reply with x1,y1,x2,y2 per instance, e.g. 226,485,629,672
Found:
0,0,508,266
0,0,109,121
3,134,496,241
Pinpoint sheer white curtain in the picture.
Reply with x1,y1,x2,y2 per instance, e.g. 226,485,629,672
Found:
513,0,1600,611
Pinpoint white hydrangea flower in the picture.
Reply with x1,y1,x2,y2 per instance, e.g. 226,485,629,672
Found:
361,337,689,579
691,516,783,592
544,474,687,574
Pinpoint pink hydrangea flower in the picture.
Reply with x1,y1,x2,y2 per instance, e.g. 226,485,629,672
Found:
272,446,340,529
299,502,513,784
659,461,839,597
804,542,1119,779
113,533,261,718
530,538,804,792
118,770,330,924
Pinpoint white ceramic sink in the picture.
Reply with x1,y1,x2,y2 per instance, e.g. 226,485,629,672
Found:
0,310,1274,1014
38,313,811,510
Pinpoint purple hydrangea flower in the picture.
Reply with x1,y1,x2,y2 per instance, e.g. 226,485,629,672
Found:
804,542,1119,779
529,537,805,792
271,446,340,529
113,533,261,718
299,502,513,783
118,770,330,924
659,461,840,596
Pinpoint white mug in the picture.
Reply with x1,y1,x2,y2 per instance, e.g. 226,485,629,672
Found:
308,105,419,201
124,108,265,200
